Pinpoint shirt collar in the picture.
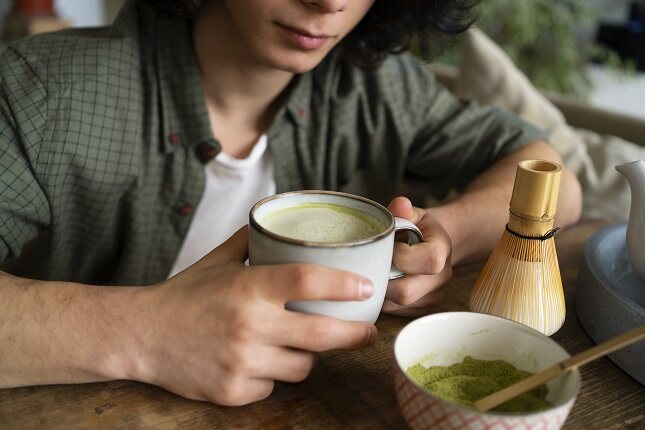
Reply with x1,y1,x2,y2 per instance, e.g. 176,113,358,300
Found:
141,5,215,154
282,47,343,128
283,72,312,127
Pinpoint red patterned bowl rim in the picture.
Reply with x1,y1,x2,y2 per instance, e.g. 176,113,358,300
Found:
392,312,581,418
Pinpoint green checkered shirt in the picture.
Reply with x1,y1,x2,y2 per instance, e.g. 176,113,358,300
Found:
0,0,545,285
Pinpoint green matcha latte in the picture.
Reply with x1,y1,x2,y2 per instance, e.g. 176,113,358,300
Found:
259,202,383,243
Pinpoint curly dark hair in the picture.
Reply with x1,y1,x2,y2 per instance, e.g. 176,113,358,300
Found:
138,0,478,68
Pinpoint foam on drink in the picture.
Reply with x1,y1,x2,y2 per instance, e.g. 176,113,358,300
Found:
259,203,383,243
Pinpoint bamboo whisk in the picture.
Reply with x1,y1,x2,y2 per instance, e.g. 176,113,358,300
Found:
469,160,564,336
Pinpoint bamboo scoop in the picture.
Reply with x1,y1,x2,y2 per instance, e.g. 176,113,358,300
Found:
474,325,645,412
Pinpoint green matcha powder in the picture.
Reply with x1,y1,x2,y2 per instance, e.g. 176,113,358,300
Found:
407,356,552,413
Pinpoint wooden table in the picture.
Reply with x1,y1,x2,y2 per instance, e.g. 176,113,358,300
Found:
1,220,643,429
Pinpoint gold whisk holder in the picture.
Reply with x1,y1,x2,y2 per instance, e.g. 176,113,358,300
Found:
469,160,565,336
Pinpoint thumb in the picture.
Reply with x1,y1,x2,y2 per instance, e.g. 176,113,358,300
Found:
209,225,250,264
387,196,414,220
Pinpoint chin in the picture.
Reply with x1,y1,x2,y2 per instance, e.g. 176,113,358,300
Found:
261,50,329,74
276,62,319,74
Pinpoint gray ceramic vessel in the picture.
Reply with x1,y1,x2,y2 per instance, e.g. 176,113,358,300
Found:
576,222,645,385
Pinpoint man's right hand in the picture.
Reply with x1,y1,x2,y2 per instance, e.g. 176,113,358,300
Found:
0,226,377,406
125,226,377,406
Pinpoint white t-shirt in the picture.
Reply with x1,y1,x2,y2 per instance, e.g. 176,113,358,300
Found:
168,135,275,277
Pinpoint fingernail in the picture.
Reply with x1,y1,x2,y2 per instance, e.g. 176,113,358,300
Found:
366,327,377,345
358,279,374,299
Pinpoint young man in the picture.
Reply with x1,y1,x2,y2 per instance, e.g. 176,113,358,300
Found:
0,0,581,406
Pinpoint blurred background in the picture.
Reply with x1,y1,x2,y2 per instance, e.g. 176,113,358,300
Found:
462,0,644,118
0,0,124,31
0,0,643,119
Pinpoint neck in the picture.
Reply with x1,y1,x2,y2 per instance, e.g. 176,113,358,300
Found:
192,5,294,157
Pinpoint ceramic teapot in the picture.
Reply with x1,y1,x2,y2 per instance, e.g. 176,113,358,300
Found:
616,160,645,281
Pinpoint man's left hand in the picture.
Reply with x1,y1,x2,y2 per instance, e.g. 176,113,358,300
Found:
382,196,453,317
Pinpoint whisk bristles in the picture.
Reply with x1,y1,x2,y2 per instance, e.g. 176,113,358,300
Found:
469,228,565,336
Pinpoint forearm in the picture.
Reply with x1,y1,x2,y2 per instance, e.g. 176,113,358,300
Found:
0,271,144,388
428,140,582,264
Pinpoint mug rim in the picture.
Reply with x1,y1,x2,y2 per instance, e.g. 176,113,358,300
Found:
249,190,395,248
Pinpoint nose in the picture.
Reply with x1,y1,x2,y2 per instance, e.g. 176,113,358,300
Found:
302,0,348,13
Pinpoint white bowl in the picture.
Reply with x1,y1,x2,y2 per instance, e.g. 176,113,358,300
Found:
393,312,581,430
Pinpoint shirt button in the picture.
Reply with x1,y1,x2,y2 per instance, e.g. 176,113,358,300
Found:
178,204,194,216
169,133,182,145
196,141,218,163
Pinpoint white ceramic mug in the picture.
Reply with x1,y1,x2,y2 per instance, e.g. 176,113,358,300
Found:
248,190,423,323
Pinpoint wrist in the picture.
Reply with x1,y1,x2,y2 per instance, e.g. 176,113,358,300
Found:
95,285,156,382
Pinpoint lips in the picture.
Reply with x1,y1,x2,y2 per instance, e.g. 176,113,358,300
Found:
277,23,335,50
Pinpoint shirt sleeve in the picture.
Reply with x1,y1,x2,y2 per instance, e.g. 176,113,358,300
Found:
392,56,547,199
0,47,52,263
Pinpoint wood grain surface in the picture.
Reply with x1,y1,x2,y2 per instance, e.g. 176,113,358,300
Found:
1,219,643,429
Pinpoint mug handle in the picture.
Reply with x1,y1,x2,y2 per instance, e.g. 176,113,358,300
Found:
389,217,424,280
